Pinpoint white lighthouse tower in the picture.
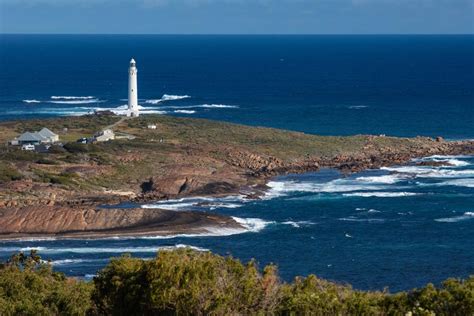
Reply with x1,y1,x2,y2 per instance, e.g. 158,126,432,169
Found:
128,58,139,117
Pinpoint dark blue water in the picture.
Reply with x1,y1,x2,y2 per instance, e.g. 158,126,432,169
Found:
1,35,473,138
0,35,473,291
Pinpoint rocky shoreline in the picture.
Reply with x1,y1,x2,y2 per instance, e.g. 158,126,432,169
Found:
0,205,243,240
1,115,473,240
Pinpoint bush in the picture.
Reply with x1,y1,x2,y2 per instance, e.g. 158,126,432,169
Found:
36,158,58,165
63,142,90,154
47,145,66,154
91,250,281,315
0,164,22,182
0,251,93,316
2,149,42,162
1,250,473,315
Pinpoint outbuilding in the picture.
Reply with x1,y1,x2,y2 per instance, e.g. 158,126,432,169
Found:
94,129,115,142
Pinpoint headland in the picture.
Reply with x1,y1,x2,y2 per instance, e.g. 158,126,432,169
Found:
0,114,473,239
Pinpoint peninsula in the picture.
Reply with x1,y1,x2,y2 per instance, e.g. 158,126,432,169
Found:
0,114,473,239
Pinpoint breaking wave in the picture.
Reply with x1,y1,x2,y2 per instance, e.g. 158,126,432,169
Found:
174,110,195,114
200,104,238,108
438,179,474,188
50,99,104,105
49,258,107,266
435,212,474,223
265,179,390,199
108,104,167,116
23,99,41,103
145,94,191,104
355,174,405,184
162,94,191,101
51,96,95,100
338,217,386,223
281,220,315,228
381,166,474,178
232,217,275,233
141,196,246,211
348,105,368,109
1,244,209,255
413,156,471,167
342,192,421,198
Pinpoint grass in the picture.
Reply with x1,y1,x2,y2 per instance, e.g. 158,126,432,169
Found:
0,114,438,193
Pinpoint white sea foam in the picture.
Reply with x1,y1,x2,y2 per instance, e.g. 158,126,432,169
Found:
1,244,209,255
381,166,474,178
162,94,191,101
343,192,420,198
50,99,104,105
23,99,41,103
0,246,47,252
338,217,385,223
435,212,474,223
145,94,191,104
437,179,474,188
420,155,473,160
348,105,368,109
108,104,168,116
265,179,389,198
141,195,246,211
356,174,405,184
281,220,315,228
51,96,95,100
200,104,238,108
49,258,107,266
174,110,196,114
232,217,275,232
414,156,471,167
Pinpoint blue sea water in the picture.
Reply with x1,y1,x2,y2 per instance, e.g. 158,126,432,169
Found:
0,35,473,291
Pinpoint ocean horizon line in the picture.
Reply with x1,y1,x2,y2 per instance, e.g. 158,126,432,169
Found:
1,33,473,36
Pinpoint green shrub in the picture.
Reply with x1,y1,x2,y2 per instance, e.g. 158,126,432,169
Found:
2,149,42,162
0,251,93,316
36,158,58,165
0,164,22,182
91,250,281,315
1,250,473,315
48,145,66,154
63,142,90,154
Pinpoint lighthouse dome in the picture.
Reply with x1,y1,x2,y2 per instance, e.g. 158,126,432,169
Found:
130,58,136,66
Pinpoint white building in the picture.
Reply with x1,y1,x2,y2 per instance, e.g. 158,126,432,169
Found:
13,128,59,145
147,124,157,129
128,58,140,117
94,129,115,142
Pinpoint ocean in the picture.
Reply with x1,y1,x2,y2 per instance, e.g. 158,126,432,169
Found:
0,35,473,291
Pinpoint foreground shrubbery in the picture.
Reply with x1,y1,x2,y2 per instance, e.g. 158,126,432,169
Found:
0,250,472,315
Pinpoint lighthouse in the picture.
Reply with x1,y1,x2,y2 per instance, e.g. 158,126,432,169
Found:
128,58,139,117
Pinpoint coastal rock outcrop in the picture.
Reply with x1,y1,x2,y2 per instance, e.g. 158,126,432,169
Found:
0,205,243,239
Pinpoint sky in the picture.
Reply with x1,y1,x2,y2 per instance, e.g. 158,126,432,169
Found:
0,0,473,34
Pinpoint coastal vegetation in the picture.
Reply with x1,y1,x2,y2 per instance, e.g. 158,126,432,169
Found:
1,114,471,201
0,249,472,315
0,114,472,238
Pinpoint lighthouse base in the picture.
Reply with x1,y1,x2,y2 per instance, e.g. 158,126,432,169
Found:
128,110,140,118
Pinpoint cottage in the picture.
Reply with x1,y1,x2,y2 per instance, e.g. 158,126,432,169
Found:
13,128,59,145
37,128,59,143
94,129,115,142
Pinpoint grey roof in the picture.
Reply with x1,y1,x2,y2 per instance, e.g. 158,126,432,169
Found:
38,128,57,138
18,132,44,142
